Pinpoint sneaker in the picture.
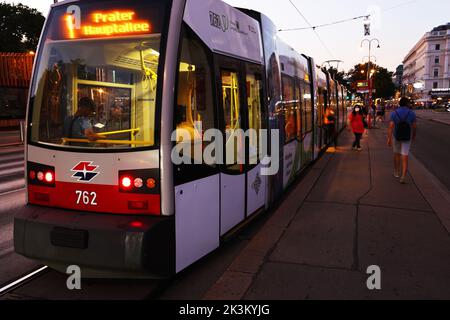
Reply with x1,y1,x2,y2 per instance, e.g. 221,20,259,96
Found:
393,172,400,179
399,176,406,184
357,147,362,151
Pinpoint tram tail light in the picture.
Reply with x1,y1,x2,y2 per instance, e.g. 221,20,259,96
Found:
28,162,56,187
119,169,159,194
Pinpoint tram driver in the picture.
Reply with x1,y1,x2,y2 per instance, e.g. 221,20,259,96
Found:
63,97,105,144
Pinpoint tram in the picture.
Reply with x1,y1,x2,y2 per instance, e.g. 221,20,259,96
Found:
15,0,347,277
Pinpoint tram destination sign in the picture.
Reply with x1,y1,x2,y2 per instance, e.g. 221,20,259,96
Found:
76,11,151,38
47,0,169,40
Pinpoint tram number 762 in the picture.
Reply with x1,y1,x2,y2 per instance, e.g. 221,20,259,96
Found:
75,191,98,206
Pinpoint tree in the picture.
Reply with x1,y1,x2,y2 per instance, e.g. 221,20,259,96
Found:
0,3,45,52
372,67,396,99
325,67,350,90
347,63,396,100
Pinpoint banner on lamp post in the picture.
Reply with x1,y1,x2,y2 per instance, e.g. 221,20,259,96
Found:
364,23,371,36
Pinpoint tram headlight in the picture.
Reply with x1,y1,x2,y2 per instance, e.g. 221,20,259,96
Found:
134,178,144,188
45,172,54,183
27,162,56,187
37,172,44,181
121,177,132,189
119,169,159,194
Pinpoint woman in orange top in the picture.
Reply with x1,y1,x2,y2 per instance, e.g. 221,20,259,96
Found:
349,105,365,151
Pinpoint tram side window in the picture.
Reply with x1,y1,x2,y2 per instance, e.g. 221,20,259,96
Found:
304,83,312,133
299,80,307,137
295,81,302,139
245,65,264,164
281,75,296,143
317,87,325,126
175,28,214,164
222,70,242,170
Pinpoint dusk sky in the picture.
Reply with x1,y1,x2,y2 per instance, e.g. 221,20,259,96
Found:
5,0,450,72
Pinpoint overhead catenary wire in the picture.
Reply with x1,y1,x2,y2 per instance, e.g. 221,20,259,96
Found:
382,0,418,13
286,0,334,58
279,14,370,32
280,0,420,32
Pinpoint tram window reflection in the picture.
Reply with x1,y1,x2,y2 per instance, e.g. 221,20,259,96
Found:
222,70,242,170
282,75,296,143
246,67,264,164
175,27,215,164
304,84,312,133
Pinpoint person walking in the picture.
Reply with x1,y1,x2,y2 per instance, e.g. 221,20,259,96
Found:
387,97,417,184
349,105,365,151
324,106,337,148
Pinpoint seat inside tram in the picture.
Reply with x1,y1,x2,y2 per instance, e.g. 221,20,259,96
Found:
30,36,161,149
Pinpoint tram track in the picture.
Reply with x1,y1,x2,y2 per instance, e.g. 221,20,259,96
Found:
0,145,25,196
0,266,49,298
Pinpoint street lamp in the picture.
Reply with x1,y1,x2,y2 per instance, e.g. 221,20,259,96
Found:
360,38,381,127
322,60,344,70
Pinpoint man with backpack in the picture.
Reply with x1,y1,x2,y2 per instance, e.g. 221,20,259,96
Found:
387,97,417,184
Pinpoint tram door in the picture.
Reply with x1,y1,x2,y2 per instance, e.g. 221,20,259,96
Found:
216,57,267,236
217,57,246,236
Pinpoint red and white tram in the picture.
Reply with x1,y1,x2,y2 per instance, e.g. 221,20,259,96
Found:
15,0,347,277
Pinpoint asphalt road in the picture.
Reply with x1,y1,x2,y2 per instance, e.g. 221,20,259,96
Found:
0,145,39,288
412,118,450,191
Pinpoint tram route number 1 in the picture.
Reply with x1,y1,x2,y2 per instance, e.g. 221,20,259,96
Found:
75,190,98,206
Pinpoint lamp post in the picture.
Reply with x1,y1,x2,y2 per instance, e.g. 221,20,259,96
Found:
362,56,377,64
322,60,344,70
361,38,380,127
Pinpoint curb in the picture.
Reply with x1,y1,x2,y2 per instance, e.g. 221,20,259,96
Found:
409,154,450,235
430,119,450,126
416,116,450,127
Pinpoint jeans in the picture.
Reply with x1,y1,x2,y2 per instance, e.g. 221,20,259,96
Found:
353,133,362,149
326,124,337,147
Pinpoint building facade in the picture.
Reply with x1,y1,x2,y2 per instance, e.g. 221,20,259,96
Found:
393,64,403,88
402,23,450,105
0,52,34,128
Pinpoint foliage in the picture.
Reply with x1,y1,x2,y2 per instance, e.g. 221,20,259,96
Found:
0,2,45,52
347,63,396,99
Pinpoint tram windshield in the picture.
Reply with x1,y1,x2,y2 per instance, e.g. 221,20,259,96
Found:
29,0,170,149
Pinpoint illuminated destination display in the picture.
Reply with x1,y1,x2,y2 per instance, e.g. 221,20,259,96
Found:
65,10,152,38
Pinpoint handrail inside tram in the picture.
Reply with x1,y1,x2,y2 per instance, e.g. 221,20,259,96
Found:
99,128,141,136
61,138,152,146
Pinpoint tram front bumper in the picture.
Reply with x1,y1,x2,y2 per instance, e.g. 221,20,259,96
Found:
14,205,175,278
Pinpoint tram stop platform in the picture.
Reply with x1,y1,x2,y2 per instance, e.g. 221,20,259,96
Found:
203,123,450,300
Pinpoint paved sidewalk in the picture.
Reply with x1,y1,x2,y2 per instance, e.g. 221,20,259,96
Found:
204,125,450,300
415,109,450,126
